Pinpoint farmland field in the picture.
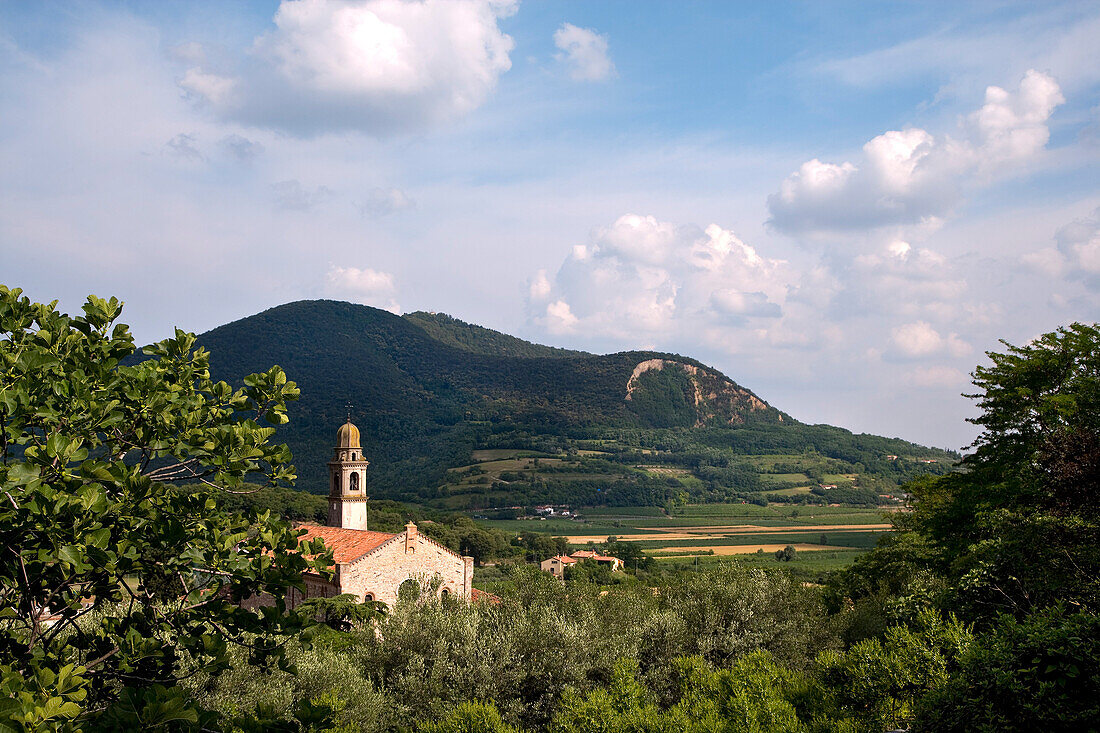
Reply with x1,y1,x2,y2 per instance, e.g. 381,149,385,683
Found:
475,502,898,570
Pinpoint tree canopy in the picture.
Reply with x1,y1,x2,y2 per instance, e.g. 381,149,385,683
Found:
0,286,332,729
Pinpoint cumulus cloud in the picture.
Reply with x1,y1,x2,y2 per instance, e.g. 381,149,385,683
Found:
553,23,615,82
325,265,400,312
768,70,1064,233
179,0,516,135
529,269,552,301
891,321,971,359
1024,208,1100,283
179,67,237,105
358,187,415,218
529,214,791,344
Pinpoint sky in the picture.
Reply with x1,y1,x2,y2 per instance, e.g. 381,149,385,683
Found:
3,1,1100,451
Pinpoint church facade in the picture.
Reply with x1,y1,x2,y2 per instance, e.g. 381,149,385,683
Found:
251,420,474,609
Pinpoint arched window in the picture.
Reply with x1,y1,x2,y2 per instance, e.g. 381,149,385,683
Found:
397,579,420,603
350,472,359,491
352,452,357,460
332,474,340,492
364,593,374,602
440,588,449,597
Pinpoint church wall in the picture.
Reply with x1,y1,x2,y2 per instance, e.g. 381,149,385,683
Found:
337,532,471,607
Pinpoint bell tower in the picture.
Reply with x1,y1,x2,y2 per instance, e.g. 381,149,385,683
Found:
327,419,369,530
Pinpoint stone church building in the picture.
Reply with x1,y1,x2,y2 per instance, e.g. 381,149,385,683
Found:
278,420,475,608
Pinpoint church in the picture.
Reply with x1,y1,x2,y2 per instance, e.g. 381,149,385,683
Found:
276,420,475,608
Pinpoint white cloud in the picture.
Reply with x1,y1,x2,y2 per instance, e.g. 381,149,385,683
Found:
553,23,615,82
767,70,1064,233
529,214,791,345
1059,208,1100,270
892,321,944,356
891,321,971,359
542,299,578,334
179,67,236,105
325,265,400,312
180,0,517,135
969,69,1065,170
711,289,781,319
1022,208,1100,283
358,187,415,218
904,365,968,388
529,269,551,301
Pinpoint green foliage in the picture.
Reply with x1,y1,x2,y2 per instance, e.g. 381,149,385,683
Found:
419,702,522,733
0,663,88,732
815,611,973,731
853,324,1100,622
914,606,1100,732
293,594,385,632
551,653,810,733
402,311,585,360
0,286,329,728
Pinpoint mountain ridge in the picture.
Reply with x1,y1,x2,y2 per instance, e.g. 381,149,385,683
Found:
192,299,953,507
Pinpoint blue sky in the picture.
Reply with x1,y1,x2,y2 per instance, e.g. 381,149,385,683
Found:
3,1,1100,450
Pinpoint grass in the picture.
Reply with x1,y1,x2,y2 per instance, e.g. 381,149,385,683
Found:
767,486,814,496
634,530,884,550
759,473,810,484
581,506,668,518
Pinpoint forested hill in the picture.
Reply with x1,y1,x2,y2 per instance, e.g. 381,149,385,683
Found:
194,300,954,505
402,311,589,359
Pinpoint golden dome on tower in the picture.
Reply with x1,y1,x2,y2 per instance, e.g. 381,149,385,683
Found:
336,419,361,448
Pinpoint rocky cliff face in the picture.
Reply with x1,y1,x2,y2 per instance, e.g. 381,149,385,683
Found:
625,358,778,427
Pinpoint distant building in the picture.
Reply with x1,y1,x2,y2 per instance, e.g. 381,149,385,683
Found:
541,550,623,577
540,554,578,577
244,420,475,610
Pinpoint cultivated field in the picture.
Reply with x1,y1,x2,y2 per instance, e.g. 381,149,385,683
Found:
477,503,898,566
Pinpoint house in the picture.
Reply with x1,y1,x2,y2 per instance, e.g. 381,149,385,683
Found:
540,549,623,577
540,554,578,577
245,420,475,610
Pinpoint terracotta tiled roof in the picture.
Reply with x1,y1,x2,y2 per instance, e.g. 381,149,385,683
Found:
297,525,396,564
551,554,577,564
471,588,501,604
570,550,596,558
592,555,620,563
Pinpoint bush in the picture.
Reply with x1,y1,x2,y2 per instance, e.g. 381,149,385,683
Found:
914,607,1100,732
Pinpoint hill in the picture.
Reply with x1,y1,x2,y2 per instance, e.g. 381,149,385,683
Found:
193,300,955,507
402,311,588,359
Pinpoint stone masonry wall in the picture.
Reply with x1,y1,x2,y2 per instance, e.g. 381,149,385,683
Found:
337,531,472,607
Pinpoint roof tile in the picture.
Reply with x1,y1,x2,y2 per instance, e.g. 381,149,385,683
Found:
297,525,396,565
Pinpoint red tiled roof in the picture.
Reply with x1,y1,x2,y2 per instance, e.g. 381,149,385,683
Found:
552,554,578,564
570,550,596,558
472,588,501,604
592,555,620,563
297,525,397,565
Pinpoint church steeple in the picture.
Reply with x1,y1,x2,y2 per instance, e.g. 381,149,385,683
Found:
327,419,369,530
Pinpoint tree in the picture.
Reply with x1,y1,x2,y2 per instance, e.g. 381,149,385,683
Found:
905,324,1100,619
0,287,332,728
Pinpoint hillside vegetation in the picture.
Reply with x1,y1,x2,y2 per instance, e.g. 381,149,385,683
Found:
194,300,955,506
